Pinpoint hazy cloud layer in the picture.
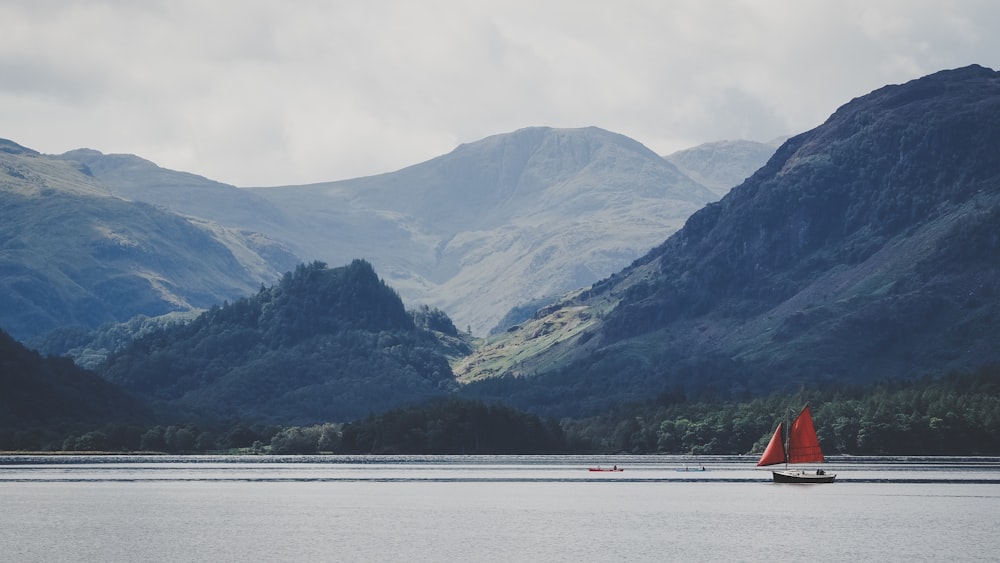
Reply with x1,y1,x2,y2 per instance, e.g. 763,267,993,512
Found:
3,0,998,186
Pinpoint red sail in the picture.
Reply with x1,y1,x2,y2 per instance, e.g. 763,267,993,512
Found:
787,405,825,464
757,422,787,467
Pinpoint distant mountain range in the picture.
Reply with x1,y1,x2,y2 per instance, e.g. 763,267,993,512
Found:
0,140,298,341
664,138,787,197
4,127,775,341
457,65,1000,417
2,65,998,431
248,127,760,335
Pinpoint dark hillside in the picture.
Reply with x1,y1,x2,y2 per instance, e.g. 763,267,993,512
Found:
0,328,149,447
608,64,999,331
99,260,458,424
600,65,1000,385
459,65,1000,416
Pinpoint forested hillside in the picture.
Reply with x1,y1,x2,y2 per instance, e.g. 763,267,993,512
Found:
41,365,997,455
0,328,149,449
98,260,459,424
563,366,1000,456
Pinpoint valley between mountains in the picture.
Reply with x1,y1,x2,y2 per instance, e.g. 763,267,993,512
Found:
2,65,998,454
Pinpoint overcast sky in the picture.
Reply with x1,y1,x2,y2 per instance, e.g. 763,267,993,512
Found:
3,1,999,187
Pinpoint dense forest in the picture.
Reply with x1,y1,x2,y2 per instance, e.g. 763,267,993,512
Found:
564,365,1000,456
95,260,459,423
9,365,997,455
3,258,997,454
0,328,150,450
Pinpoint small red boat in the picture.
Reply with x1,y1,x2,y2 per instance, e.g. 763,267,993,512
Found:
757,404,836,483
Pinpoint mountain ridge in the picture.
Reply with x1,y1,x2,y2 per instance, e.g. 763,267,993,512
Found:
250,126,720,334
21,127,727,337
664,138,780,197
0,145,298,340
456,65,1000,416
56,147,295,239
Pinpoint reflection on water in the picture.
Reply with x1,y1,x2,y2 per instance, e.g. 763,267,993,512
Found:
1,455,999,483
1,456,998,562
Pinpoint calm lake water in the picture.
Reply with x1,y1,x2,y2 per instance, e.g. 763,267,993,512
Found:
1,455,998,562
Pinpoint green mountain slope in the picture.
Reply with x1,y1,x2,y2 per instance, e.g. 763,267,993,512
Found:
98,260,460,424
0,141,298,341
456,65,1000,417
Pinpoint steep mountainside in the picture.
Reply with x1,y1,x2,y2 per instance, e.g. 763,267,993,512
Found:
98,260,459,424
456,65,1000,417
0,141,298,340
665,139,781,197
251,127,717,334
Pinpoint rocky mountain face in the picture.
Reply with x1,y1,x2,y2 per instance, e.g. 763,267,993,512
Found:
457,65,1000,416
251,126,718,335
664,139,781,197
0,141,298,341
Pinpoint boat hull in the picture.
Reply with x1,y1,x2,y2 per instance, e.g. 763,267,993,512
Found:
771,469,836,483
588,468,623,472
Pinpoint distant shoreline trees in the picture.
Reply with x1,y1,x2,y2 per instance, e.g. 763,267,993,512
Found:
4,365,997,455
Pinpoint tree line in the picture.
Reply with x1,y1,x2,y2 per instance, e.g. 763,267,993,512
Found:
15,398,566,454
563,365,1000,455
6,365,997,455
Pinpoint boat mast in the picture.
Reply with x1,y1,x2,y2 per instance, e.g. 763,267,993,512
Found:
783,407,790,470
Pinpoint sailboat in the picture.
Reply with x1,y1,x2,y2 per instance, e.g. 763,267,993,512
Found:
757,404,836,483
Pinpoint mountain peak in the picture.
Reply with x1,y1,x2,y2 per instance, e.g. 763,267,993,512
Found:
100,259,456,423
451,126,668,170
457,65,1000,413
253,125,717,334
795,64,1000,155
665,139,779,197
58,149,168,177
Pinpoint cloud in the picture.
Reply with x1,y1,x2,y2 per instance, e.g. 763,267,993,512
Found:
2,0,999,186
